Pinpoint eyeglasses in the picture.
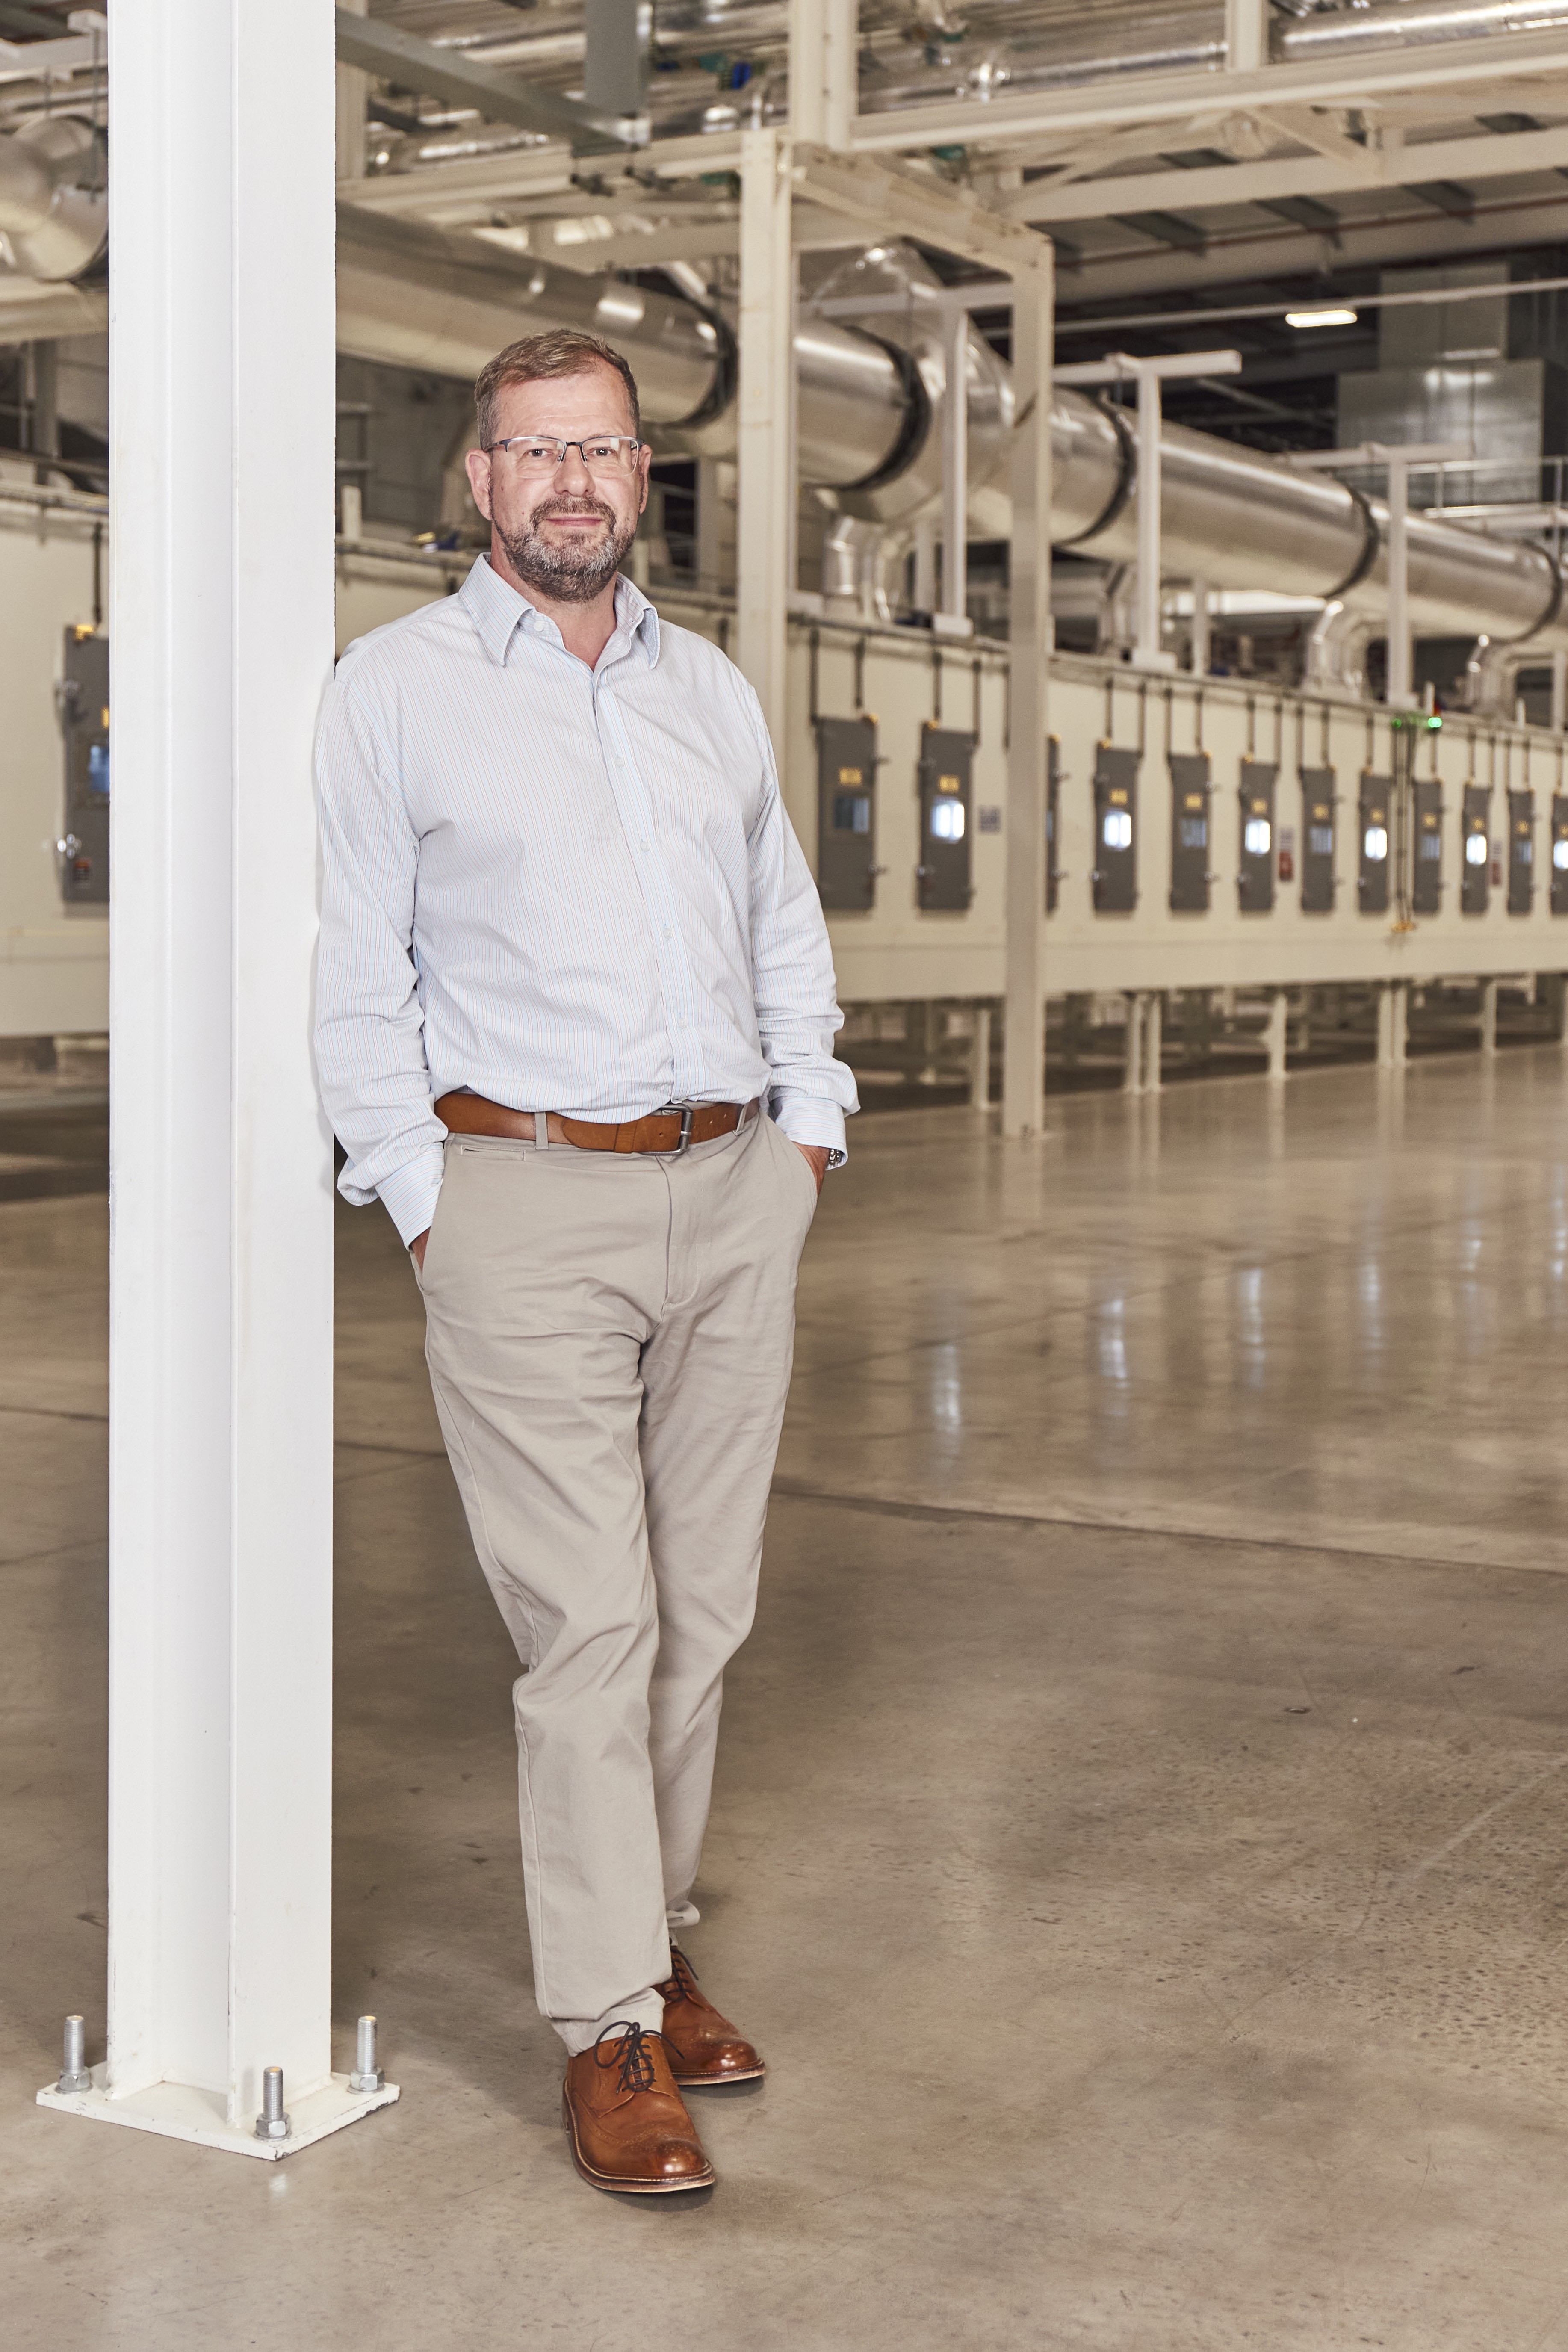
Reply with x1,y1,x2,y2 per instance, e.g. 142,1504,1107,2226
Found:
484,434,643,476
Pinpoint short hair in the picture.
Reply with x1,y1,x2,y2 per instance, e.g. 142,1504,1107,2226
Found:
474,329,642,449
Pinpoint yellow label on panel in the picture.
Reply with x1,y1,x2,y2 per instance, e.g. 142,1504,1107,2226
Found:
941,774,960,791
1109,788,1128,805
838,766,862,785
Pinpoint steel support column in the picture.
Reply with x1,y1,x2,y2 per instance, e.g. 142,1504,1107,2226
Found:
1002,251,1054,1139
940,301,969,635
1225,0,1267,73
736,124,794,757
38,0,396,2161
791,0,856,150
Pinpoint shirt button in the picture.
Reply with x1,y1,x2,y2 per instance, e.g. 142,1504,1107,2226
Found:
639,839,650,851
662,925,672,939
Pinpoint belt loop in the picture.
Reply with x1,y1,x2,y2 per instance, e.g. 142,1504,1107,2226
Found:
534,1111,549,1151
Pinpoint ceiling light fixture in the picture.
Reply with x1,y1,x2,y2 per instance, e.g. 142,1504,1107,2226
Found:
1285,307,1359,329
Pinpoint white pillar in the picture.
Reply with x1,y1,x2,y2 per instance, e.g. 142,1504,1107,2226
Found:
1190,580,1211,677
969,1002,992,1109
40,0,395,2161
1136,368,1164,671
1480,975,1499,1056
1144,992,1163,1094
913,517,936,614
940,303,969,633
791,0,855,149
823,0,857,150
1123,995,1144,1095
1386,453,1412,710
735,125,793,757
1225,0,1267,71
1552,648,1566,733
695,454,724,590
1266,988,1288,1082
1002,251,1054,1139
789,0,825,144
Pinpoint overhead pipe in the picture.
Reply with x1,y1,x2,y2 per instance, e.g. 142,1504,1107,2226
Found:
332,209,1568,656
1276,0,1568,60
5,153,1564,665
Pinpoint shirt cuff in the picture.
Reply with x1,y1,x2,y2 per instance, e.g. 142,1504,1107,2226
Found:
377,1144,446,1248
770,1093,848,1164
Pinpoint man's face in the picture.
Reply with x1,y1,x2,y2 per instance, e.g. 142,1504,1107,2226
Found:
464,364,651,605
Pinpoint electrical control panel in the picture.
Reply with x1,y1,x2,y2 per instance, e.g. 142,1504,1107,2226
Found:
1508,788,1535,916
56,625,109,907
1553,795,1568,915
1461,783,1490,915
1358,772,1391,916
916,724,974,912
1237,759,1277,914
1091,742,1139,913
1412,778,1444,917
815,713,879,912
1168,751,1211,914
1299,766,1336,914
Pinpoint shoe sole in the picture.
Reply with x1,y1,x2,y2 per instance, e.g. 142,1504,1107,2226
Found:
670,2061,767,2087
561,2088,716,2195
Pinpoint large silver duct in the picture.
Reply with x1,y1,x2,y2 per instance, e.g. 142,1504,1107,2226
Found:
336,211,1563,652
1277,0,1568,61
0,116,105,282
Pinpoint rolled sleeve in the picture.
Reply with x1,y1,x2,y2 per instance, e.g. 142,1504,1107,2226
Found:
313,645,448,1237
742,688,859,1160
376,1144,446,1247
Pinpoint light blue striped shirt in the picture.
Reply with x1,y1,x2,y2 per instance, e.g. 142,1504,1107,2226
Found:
315,556,857,1244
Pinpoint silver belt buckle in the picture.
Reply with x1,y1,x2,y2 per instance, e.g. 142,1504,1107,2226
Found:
658,1100,696,1154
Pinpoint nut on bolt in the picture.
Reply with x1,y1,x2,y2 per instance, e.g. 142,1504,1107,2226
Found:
254,2064,290,2142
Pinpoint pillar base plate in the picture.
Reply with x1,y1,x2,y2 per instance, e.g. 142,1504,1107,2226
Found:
37,2065,399,2160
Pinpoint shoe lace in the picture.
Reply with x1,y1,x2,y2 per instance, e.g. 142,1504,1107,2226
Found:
593,2021,669,2095
663,1947,700,2002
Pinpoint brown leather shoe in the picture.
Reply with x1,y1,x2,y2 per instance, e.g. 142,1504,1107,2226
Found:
655,1947,766,2087
561,2023,715,2195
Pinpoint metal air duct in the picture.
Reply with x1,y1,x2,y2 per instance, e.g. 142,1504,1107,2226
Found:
1277,0,1568,60
0,117,105,282
333,210,1567,653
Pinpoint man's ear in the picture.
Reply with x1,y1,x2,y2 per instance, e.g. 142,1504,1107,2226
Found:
637,445,652,518
464,446,494,520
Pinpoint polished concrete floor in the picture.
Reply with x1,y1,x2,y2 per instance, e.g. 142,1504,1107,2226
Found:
5,1049,1568,2348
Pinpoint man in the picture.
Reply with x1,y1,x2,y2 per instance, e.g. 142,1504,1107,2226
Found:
315,327,856,2195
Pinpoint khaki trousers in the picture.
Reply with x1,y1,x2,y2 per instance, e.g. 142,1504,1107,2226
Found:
417,1108,816,2052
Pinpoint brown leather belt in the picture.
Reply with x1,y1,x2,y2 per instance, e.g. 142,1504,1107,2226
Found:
435,1092,759,1156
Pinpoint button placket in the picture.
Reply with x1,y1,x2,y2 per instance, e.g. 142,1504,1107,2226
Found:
598,694,708,1097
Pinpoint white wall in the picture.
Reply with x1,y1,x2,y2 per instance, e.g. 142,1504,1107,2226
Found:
6,524,1565,1036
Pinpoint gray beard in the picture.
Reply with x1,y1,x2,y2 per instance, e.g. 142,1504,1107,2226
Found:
498,495,637,604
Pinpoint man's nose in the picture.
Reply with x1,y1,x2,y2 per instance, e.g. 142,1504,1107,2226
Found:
556,443,594,491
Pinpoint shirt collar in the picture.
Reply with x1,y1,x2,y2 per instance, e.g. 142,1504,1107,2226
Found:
460,554,661,671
